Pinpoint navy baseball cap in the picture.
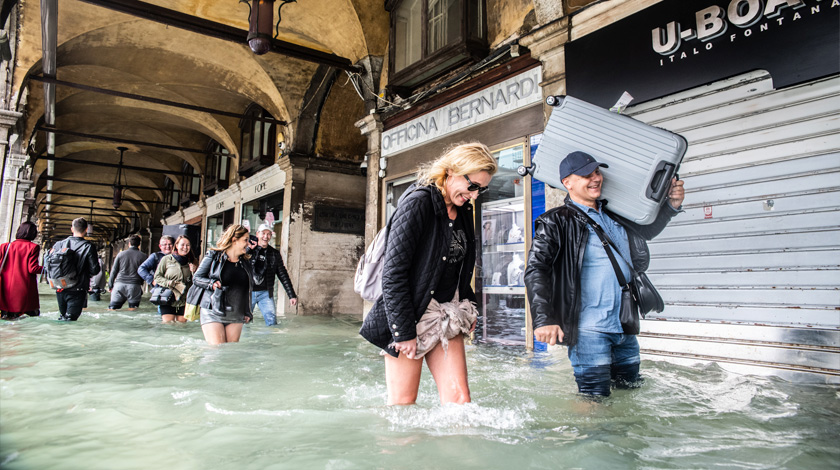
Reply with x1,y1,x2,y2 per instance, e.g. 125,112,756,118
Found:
559,151,608,181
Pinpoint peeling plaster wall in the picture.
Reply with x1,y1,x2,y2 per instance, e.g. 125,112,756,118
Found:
486,0,538,48
314,77,368,162
293,169,366,317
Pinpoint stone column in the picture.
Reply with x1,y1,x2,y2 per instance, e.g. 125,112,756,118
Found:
1,152,28,243
519,18,571,211
355,113,383,317
519,18,571,349
277,155,305,317
0,109,22,243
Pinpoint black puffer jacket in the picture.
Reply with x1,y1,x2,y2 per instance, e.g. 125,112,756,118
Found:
251,245,296,299
524,195,679,347
193,250,257,319
359,184,476,356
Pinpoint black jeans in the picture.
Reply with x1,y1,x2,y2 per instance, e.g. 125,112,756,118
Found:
57,290,88,321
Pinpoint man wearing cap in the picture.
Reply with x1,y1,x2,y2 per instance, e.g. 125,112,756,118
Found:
524,151,685,396
250,224,297,326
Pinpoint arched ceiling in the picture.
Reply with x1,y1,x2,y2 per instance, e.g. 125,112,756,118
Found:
10,0,389,243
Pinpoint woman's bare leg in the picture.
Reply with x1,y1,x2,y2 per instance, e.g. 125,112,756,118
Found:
384,352,424,405
224,323,244,343
425,335,471,404
161,314,175,323
174,316,187,323
202,322,227,345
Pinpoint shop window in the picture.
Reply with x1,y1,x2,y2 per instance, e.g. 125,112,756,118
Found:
180,162,201,207
206,209,235,251
241,192,284,248
476,142,527,345
386,0,487,92
239,104,277,177
162,177,180,217
385,175,417,222
204,141,230,196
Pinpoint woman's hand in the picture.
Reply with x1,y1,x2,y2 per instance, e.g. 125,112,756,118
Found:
470,318,477,333
290,298,298,307
212,280,221,290
393,339,418,360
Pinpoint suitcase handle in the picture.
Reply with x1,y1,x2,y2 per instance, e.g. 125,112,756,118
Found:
646,161,676,202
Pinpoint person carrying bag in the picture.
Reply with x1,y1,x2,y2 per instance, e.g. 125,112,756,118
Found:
152,235,197,323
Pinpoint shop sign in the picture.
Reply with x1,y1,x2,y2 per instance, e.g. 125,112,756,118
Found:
240,164,287,204
566,0,839,108
205,188,239,217
312,205,365,235
381,67,543,157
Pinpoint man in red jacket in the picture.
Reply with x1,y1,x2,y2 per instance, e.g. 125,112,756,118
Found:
0,222,44,320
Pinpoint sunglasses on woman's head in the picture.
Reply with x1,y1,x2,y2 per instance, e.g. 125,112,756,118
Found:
463,175,490,195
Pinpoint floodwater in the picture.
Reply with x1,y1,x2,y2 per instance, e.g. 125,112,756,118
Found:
1,286,838,470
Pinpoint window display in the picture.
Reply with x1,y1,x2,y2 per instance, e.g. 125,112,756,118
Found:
476,142,528,345
479,196,526,344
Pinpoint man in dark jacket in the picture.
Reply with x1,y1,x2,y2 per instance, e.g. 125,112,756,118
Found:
137,235,174,312
108,234,147,310
50,217,101,321
250,224,296,325
524,151,685,396
137,235,174,286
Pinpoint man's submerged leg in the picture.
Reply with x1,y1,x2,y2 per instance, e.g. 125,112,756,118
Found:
611,334,642,389
568,330,613,396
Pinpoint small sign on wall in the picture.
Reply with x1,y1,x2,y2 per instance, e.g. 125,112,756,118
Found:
312,206,365,235
704,205,713,219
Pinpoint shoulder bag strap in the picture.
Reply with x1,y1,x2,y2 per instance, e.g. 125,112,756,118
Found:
566,204,630,288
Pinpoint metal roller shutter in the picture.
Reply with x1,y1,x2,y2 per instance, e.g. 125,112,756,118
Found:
625,70,840,383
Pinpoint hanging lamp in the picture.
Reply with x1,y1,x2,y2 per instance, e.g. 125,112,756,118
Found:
113,147,128,209
242,0,297,55
86,199,95,236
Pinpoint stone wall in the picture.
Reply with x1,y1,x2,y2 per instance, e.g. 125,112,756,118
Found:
286,168,366,318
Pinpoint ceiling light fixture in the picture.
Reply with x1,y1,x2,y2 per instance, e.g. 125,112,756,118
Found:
241,0,297,55
113,146,128,209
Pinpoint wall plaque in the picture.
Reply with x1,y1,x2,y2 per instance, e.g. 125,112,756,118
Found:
312,206,365,235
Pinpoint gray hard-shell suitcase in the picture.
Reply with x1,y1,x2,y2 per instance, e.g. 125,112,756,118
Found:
519,95,687,225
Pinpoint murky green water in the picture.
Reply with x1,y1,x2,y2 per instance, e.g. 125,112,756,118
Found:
1,286,838,469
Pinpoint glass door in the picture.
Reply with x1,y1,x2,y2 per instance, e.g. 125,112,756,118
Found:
476,142,527,345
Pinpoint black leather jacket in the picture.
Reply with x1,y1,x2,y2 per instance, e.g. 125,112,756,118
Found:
250,245,296,299
524,196,679,347
359,184,476,356
193,250,257,319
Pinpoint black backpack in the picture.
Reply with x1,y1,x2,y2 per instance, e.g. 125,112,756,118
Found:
46,239,81,290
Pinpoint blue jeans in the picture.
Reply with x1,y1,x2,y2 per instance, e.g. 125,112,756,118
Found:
250,290,277,326
567,329,641,396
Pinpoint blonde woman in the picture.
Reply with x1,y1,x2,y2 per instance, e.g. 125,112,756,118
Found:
359,142,497,405
153,235,196,323
192,224,257,344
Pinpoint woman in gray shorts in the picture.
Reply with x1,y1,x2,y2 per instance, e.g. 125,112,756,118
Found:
192,224,256,345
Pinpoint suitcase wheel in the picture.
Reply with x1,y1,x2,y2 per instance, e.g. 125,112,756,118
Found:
517,165,534,177
545,95,566,107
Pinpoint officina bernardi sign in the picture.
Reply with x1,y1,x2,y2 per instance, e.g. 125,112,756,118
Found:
381,68,543,157
566,0,839,108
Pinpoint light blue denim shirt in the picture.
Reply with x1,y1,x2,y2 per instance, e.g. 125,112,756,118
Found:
569,199,633,333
